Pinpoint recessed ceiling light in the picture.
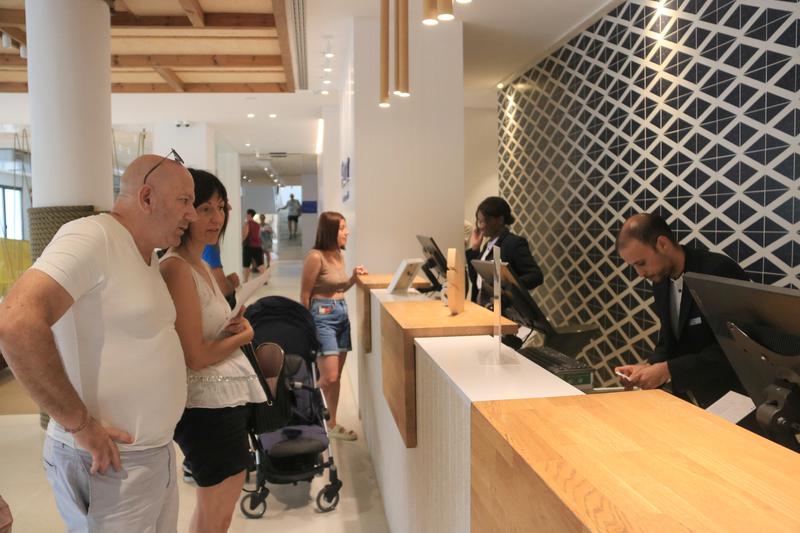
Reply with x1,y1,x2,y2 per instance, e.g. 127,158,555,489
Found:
323,67,332,73
323,79,332,85
246,113,255,118
497,83,504,89
245,142,251,147
264,167,269,171
325,52,335,58
321,90,330,95
269,113,277,118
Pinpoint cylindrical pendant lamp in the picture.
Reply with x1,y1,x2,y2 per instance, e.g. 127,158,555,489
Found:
422,0,438,25
437,0,454,21
394,0,409,96
380,0,391,107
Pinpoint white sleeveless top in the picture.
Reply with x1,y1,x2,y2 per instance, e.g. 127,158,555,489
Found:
161,250,266,409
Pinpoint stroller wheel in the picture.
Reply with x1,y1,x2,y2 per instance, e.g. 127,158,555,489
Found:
316,486,340,512
240,493,267,519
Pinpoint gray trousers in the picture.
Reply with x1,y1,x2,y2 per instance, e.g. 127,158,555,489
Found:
43,436,178,533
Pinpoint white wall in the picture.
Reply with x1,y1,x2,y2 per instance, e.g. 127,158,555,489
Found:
242,184,277,215
320,13,464,405
300,173,318,255
153,122,216,171
350,14,464,273
464,107,499,223
215,150,242,275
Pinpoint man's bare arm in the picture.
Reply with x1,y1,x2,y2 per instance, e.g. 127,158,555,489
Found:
0,269,85,428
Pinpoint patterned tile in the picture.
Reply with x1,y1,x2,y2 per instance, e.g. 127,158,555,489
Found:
498,0,800,386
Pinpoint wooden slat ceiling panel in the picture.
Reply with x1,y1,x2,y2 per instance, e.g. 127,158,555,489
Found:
122,0,273,16
111,38,281,55
0,0,293,93
111,70,286,84
111,28,278,38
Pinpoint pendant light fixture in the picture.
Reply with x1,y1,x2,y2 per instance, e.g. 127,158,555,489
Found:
379,0,391,107
437,0,454,21
422,0,438,26
394,0,410,97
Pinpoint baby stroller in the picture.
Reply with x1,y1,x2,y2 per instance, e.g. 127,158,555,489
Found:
239,296,343,518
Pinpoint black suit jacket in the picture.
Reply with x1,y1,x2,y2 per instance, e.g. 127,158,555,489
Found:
649,247,749,408
466,229,543,303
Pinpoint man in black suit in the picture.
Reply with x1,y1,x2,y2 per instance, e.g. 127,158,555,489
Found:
466,196,543,305
615,213,749,408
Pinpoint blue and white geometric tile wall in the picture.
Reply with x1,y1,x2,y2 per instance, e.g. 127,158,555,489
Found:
498,0,800,385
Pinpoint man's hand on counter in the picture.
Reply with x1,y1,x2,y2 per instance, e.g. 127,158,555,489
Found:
617,362,670,390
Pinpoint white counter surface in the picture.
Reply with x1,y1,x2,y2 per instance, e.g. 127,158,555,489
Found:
415,335,583,402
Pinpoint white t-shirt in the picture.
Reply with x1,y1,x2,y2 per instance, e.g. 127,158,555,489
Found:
286,199,301,216
32,214,187,452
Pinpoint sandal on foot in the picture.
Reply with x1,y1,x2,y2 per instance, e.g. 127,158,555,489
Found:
328,424,358,441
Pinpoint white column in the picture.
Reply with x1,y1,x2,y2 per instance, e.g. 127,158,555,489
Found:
300,173,318,255
216,152,242,276
25,0,113,210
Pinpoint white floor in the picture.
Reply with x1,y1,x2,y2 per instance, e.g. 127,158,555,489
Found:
0,258,389,533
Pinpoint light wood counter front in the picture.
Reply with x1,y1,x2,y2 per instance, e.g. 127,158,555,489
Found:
471,390,800,532
382,300,517,448
355,274,430,353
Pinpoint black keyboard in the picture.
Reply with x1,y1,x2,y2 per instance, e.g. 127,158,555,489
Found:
518,345,591,373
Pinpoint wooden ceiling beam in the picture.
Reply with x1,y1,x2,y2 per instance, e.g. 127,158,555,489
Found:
0,9,24,26
112,54,283,68
1,54,285,68
177,0,205,28
111,82,288,93
0,55,25,66
153,66,185,92
1,9,275,29
110,12,275,29
0,82,290,93
271,0,295,92
0,26,26,45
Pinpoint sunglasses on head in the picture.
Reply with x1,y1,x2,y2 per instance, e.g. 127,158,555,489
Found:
142,148,185,184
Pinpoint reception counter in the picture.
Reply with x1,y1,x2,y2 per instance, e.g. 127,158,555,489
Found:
358,286,581,533
472,390,800,532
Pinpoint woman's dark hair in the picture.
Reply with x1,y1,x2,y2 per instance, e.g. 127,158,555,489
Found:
314,211,345,251
476,196,515,225
181,168,229,246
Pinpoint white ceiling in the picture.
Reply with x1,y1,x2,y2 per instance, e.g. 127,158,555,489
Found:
0,0,615,166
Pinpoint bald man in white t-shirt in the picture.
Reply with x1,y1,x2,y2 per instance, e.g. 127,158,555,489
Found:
0,153,197,532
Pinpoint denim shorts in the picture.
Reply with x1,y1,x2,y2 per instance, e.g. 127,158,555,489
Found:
311,298,352,355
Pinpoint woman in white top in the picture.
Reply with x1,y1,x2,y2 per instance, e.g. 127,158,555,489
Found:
160,169,266,533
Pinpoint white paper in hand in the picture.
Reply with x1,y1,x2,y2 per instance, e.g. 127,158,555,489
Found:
216,269,269,335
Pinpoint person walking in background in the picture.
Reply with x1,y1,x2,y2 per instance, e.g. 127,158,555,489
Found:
259,214,274,268
241,208,264,281
300,211,367,440
160,169,266,532
0,153,196,532
277,193,302,239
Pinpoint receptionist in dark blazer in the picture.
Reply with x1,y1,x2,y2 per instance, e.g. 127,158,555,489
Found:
466,196,544,304
615,213,749,408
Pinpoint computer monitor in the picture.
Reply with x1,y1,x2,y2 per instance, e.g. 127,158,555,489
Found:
470,259,553,334
685,272,800,452
416,235,447,291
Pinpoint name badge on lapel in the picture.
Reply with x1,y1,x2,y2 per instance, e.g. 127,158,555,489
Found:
689,316,702,326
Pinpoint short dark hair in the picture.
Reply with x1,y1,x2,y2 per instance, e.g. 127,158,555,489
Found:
246,208,256,217
616,213,677,250
314,211,345,251
476,196,515,225
182,168,229,246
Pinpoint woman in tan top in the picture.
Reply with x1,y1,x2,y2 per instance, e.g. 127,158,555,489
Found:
300,211,367,440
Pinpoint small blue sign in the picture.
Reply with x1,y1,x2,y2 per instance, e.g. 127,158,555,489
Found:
301,200,318,214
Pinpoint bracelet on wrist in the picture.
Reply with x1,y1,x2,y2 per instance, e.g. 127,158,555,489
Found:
64,409,91,434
